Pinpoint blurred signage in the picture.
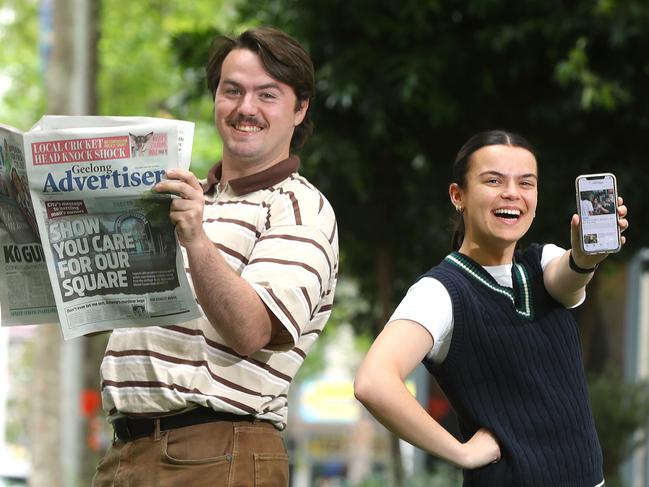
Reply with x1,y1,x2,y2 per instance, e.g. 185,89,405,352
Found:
299,377,360,424
298,376,416,424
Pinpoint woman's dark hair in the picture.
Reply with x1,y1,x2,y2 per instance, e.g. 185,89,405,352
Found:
206,27,315,152
451,130,536,250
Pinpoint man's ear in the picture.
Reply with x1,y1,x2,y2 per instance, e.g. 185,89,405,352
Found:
294,99,309,126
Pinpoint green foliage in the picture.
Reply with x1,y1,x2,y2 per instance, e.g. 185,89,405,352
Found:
589,366,649,486
555,37,631,111
98,0,238,174
98,0,232,116
0,0,46,129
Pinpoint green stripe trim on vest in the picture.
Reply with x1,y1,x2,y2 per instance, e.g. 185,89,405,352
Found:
445,252,534,320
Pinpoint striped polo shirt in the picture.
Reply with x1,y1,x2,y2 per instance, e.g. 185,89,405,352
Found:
99,156,338,430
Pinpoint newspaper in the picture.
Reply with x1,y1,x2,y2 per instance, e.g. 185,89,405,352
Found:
0,123,57,325
14,115,201,339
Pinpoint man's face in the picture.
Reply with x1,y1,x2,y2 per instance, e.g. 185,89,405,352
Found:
214,48,308,175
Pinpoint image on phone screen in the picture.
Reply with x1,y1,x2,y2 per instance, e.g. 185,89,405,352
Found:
576,174,619,254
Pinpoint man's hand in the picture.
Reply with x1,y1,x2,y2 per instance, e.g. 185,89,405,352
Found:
155,169,206,247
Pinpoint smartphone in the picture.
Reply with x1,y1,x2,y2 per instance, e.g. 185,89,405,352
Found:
575,173,621,254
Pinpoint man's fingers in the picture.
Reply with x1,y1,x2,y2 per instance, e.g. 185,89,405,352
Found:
165,168,203,190
170,197,201,212
156,179,202,200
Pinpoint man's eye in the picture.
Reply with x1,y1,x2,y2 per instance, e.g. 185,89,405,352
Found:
260,92,277,100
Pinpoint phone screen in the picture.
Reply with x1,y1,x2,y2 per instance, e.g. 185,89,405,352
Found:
576,173,620,254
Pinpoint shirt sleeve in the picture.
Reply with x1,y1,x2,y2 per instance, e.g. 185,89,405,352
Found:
242,224,337,348
387,277,454,364
540,243,565,269
541,243,586,308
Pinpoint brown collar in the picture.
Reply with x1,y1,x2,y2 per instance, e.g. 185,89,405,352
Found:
203,155,301,195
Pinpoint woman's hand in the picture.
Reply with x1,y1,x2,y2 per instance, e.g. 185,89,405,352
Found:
460,427,501,469
570,195,629,269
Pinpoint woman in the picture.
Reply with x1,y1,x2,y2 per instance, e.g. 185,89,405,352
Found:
354,130,629,486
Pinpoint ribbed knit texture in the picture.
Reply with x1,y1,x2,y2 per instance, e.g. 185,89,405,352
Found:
422,244,603,487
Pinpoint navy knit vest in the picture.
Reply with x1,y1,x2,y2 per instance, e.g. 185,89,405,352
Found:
422,244,603,487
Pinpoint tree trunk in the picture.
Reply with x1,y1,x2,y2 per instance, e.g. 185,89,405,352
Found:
30,0,99,485
29,325,62,487
30,0,72,482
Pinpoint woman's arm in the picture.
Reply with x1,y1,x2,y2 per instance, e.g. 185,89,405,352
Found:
544,196,628,307
353,319,500,469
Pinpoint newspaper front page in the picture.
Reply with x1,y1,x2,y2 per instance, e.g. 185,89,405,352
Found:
0,123,57,325
23,116,200,339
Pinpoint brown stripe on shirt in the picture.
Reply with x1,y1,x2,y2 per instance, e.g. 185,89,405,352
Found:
262,201,271,230
215,243,249,265
104,350,270,397
278,188,302,225
328,223,337,244
257,233,333,274
214,200,261,207
103,380,259,415
292,348,306,359
162,325,293,382
299,286,313,314
301,329,323,338
248,257,323,290
266,287,300,336
204,217,261,237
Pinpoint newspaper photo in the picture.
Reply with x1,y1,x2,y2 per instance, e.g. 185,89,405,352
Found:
0,123,57,326
22,116,201,339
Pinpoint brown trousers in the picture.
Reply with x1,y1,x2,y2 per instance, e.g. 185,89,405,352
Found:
92,419,289,487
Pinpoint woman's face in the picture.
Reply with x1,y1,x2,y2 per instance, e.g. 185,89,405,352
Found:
451,144,538,259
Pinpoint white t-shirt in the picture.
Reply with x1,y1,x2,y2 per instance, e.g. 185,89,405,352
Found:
387,244,579,364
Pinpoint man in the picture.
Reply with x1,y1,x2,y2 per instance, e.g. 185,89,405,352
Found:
580,193,594,217
93,27,338,487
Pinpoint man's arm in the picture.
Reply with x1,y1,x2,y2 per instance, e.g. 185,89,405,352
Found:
544,196,628,307
156,168,280,356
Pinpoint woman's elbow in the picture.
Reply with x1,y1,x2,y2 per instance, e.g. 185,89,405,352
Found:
353,369,377,406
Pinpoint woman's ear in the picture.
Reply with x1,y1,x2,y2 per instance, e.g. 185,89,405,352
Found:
449,183,463,211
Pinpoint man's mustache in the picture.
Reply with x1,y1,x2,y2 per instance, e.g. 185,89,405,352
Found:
226,114,268,129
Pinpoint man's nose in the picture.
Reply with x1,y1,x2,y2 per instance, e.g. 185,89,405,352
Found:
237,93,258,115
